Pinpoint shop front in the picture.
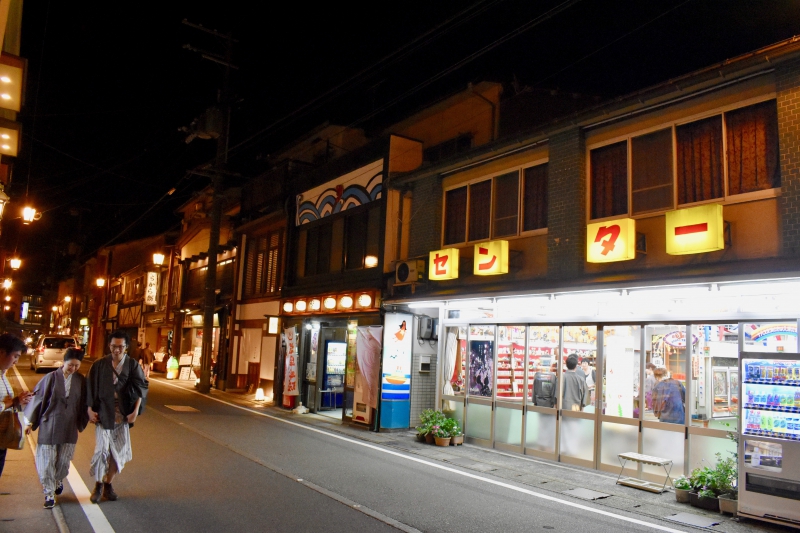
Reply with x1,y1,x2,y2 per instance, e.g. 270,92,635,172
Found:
424,277,799,481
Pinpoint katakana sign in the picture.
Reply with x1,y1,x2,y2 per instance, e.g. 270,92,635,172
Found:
429,248,460,280
473,240,509,276
665,204,724,255
586,218,636,263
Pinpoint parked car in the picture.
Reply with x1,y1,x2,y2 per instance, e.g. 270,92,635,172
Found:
30,335,79,372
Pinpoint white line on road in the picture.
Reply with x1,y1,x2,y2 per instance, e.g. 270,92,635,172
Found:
13,365,115,533
153,379,687,533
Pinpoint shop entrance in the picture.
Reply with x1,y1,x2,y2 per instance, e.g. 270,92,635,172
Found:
444,321,790,479
305,325,347,420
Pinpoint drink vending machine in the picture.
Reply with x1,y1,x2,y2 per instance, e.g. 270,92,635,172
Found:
739,352,800,526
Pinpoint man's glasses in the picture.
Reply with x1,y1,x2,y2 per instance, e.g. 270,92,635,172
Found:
110,344,127,351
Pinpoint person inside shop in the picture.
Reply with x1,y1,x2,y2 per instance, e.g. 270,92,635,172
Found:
652,367,685,424
562,354,586,411
644,363,656,411
580,358,596,406
0,333,33,479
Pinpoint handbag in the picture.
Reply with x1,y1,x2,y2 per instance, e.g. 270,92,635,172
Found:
0,409,24,450
112,358,148,425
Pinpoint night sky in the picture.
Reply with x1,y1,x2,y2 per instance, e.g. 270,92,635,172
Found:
7,0,800,294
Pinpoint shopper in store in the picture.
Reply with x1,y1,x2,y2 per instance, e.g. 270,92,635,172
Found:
644,363,657,411
652,367,685,424
580,358,596,406
562,354,586,411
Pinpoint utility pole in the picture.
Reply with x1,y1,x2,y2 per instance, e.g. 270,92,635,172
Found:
183,20,237,394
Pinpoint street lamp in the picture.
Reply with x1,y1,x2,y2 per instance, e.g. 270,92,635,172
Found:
2,278,11,289
22,206,39,224
8,257,20,270
153,252,165,266
96,278,105,288
64,295,71,302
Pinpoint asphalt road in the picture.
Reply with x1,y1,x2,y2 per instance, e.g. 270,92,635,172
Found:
16,359,689,533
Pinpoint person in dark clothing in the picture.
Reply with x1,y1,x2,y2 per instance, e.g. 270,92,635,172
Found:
652,367,685,424
562,354,586,411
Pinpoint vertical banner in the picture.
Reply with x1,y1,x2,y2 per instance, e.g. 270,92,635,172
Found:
381,313,412,428
283,327,299,396
605,335,634,418
356,326,383,409
145,271,159,305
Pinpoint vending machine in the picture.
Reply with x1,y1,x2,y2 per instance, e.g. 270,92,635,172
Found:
738,352,800,526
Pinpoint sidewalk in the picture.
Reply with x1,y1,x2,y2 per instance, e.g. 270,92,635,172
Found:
0,433,64,533
161,376,794,533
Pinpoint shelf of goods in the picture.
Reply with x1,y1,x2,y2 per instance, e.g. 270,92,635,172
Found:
742,378,800,441
497,343,524,399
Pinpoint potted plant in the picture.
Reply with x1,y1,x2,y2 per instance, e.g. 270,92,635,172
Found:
416,409,446,444
687,466,720,512
673,475,691,503
441,418,464,445
431,423,451,446
714,454,738,515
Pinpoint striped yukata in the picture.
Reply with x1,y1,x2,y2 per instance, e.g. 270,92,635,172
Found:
89,404,132,482
36,443,75,497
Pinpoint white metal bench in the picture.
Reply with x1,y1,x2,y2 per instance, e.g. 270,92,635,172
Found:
616,452,674,494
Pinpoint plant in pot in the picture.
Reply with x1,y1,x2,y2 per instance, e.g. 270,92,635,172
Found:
673,475,691,503
416,409,440,443
442,418,464,445
687,466,721,512
714,453,738,516
431,423,451,446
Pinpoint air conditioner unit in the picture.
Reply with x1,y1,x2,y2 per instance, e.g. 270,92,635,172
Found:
395,260,425,285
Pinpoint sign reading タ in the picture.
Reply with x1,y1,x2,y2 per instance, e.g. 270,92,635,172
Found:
666,204,724,255
429,248,460,280
586,218,636,263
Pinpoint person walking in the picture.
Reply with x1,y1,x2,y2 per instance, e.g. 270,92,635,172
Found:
562,354,586,411
0,333,33,478
652,367,685,424
86,330,148,503
138,342,154,379
24,348,89,508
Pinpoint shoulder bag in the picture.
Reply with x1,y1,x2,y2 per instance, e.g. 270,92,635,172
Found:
1,378,24,449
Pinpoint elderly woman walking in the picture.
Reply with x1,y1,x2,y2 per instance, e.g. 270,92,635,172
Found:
24,348,89,508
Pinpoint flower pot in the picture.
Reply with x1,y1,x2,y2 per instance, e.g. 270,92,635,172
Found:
425,433,435,444
675,488,691,503
450,435,464,446
434,436,451,447
416,433,426,442
689,491,720,512
718,494,738,516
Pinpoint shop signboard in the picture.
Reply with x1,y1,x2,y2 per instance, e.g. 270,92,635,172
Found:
473,240,509,276
145,272,159,305
605,335,634,418
586,218,636,263
429,248,459,280
283,327,299,396
665,204,724,255
381,313,412,428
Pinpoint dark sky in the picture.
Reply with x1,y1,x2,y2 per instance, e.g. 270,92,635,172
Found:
7,0,800,294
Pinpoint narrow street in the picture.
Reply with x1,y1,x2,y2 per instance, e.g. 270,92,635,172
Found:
7,359,789,533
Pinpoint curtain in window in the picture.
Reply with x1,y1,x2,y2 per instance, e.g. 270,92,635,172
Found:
492,172,519,237
590,141,628,219
726,100,779,195
523,164,548,231
677,116,723,204
468,180,492,241
444,187,467,245
631,128,673,214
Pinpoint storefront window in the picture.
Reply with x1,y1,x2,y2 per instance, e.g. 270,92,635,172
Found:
690,324,738,430
645,325,688,425
742,322,798,353
468,325,494,398
561,326,596,412
497,326,525,401
527,326,559,406
603,326,641,418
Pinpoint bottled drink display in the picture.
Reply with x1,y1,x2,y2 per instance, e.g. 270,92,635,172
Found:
742,357,800,441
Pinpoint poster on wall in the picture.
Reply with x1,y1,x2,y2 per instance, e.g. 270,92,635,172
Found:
283,327,299,396
381,314,412,400
469,340,494,397
356,326,383,409
605,335,634,418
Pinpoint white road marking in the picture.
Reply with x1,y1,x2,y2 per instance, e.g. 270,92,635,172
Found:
13,365,116,533
153,379,687,533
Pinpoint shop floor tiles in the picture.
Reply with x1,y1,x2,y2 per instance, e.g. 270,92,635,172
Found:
561,488,611,500
664,512,721,528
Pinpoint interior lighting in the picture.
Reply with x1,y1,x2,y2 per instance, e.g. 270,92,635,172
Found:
51,306,57,312
3,296,8,301
0,94,10,100
364,255,378,268
96,278,106,288
267,316,279,334
554,291,620,303
309,299,321,311
408,301,445,309
1,144,9,150
0,77,9,83
64,296,71,302
357,294,372,308
8,257,20,270
1,134,8,139
448,298,494,309
339,296,353,309
282,301,293,313
152,252,165,266
295,300,307,312
627,285,712,299
323,297,336,310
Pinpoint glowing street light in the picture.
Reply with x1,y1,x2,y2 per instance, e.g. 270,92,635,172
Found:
152,252,165,266
8,257,20,270
64,296,71,302
96,278,106,288
2,278,11,289
22,206,39,224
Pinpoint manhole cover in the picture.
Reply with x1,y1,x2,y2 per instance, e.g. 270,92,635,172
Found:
561,488,611,500
664,512,720,528
165,405,200,412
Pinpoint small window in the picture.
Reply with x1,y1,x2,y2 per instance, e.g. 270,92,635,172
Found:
523,164,547,231
590,141,628,219
631,128,673,214
468,180,492,241
677,115,723,204
444,187,467,245
726,100,779,195
492,172,519,237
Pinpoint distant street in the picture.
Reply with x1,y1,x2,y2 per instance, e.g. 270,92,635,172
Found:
13,358,711,533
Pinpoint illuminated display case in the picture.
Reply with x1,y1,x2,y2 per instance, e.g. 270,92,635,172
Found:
738,352,800,526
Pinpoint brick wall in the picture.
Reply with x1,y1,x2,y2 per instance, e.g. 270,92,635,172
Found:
547,128,586,278
777,58,800,257
407,178,443,258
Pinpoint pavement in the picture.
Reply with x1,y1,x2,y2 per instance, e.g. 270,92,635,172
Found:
2,368,795,533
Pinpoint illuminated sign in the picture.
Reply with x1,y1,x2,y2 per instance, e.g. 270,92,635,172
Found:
20,301,28,320
586,218,636,263
473,240,509,276
666,204,724,255
429,248,460,280
145,272,159,306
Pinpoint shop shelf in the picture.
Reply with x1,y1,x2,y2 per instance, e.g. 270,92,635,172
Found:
742,429,800,441
743,379,800,387
743,403,800,414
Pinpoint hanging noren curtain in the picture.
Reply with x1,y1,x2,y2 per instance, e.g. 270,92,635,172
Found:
442,327,458,411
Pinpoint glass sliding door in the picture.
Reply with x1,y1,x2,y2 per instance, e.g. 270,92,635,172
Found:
525,325,560,459
558,325,597,467
494,325,525,451
465,325,495,445
441,326,467,427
